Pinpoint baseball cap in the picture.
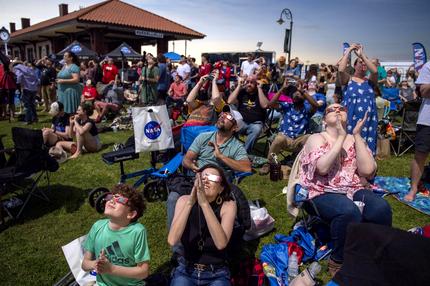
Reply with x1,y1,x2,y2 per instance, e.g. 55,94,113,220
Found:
222,105,244,130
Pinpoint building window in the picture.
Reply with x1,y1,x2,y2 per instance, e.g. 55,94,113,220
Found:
27,48,34,61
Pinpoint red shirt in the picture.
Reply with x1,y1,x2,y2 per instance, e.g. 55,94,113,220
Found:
102,64,118,84
82,86,98,101
169,82,187,99
0,64,17,90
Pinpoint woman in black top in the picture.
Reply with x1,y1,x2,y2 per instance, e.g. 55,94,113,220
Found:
168,164,237,286
56,102,101,159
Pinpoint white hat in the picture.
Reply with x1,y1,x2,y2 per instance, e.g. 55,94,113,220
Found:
222,105,244,130
49,102,60,116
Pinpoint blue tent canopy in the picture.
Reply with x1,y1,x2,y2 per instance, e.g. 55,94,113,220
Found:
164,52,181,61
57,40,97,59
105,42,142,60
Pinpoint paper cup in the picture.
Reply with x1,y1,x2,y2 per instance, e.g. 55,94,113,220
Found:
354,201,365,214
112,125,118,133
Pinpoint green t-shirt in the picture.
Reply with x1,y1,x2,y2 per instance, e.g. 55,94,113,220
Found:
83,219,150,286
189,131,248,176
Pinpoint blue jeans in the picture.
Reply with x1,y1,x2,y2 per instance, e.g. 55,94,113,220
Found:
305,190,392,262
170,257,231,286
22,89,37,123
239,121,263,153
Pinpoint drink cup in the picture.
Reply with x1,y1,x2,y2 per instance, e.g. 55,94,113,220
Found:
354,201,365,214
112,125,118,133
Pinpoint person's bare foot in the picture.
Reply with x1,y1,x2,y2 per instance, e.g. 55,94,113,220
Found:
69,152,81,159
404,191,416,202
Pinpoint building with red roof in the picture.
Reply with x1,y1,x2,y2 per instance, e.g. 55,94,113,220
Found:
7,0,205,60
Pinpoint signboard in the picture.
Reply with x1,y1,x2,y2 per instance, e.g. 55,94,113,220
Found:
135,30,164,39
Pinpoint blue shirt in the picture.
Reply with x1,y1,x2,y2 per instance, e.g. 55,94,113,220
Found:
305,93,326,116
13,64,39,92
279,102,312,138
157,63,170,91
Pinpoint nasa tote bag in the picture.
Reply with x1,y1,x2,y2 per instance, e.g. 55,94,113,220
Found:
132,105,174,152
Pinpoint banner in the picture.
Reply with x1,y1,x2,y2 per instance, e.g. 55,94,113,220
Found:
412,42,427,72
343,42,351,64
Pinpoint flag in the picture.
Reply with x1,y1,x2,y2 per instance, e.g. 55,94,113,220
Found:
343,42,351,64
412,43,427,72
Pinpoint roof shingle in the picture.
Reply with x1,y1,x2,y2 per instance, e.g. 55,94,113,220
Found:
11,0,205,39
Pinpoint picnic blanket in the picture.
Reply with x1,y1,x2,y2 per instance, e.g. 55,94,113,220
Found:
374,176,430,216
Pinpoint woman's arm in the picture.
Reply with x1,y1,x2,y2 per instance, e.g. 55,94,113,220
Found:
352,113,376,177
58,73,79,84
74,120,92,136
167,194,195,247
201,201,237,250
186,78,206,109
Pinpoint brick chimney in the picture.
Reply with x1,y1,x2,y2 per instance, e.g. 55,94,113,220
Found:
21,18,30,29
59,4,68,16
9,22,16,33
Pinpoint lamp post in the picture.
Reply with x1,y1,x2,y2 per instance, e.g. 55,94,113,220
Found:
276,8,293,63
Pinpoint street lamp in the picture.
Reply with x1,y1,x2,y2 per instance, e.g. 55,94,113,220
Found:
276,8,293,62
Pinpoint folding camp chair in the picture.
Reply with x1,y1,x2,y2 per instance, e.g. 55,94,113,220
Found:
392,100,421,156
0,127,59,219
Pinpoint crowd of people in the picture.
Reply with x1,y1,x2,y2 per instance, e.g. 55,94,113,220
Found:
1,44,429,285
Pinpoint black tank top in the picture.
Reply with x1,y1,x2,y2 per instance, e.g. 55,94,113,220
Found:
181,202,227,265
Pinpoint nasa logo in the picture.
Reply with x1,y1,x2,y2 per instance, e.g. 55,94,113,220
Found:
71,45,82,53
144,121,162,140
120,47,131,54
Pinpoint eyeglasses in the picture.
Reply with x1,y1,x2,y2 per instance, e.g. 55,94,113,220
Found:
105,193,129,205
202,173,222,183
325,106,347,115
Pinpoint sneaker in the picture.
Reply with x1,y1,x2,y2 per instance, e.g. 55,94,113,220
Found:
259,163,270,175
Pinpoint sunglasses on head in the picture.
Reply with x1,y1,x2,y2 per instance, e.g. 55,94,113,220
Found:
202,173,222,183
325,106,347,115
105,193,129,205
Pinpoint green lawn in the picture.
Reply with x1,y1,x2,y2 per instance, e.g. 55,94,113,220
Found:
0,111,429,286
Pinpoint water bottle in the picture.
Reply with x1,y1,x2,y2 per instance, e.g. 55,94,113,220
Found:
289,262,320,286
288,251,299,281
308,262,321,279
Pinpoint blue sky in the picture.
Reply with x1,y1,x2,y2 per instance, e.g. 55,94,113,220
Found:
1,0,429,63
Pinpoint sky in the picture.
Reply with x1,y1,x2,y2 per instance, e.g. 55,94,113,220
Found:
0,0,429,64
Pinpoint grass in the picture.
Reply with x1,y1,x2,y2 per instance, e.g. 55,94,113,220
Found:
0,110,429,286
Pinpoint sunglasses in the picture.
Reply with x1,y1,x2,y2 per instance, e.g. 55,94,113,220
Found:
202,173,222,183
325,106,347,115
221,112,236,123
105,193,129,205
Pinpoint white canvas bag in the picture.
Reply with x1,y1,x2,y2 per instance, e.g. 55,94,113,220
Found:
132,105,174,152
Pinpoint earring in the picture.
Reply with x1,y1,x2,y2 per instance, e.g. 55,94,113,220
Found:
216,195,223,205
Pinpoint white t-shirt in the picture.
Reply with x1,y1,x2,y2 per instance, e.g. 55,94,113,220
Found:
177,63,191,80
240,60,259,76
416,62,430,126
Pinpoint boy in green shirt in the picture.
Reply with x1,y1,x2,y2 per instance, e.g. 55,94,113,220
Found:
82,184,150,286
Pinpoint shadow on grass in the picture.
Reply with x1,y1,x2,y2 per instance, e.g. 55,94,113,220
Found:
6,183,89,224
